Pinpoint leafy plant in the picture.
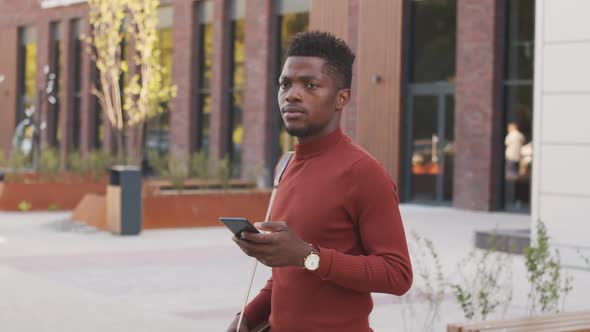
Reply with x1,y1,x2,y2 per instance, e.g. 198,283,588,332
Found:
9,149,31,173
166,155,188,193
18,200,32,212
87,150,112,181
147,150,168,178
48,203,59,211
525,220,573,315
401,231,447,331
450,238,513,321
67,151,86,181
39,147,61,181
190,150,209,180
216,155,231,190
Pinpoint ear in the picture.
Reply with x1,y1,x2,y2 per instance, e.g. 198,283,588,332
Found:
335,89,351,111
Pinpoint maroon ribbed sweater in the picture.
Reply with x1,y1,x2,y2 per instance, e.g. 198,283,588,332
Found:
244,127,413,332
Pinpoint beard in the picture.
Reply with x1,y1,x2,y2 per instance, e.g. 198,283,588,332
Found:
285,126,312,138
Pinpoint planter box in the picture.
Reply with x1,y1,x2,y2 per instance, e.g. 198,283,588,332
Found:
72,190,271,230
0,180,106,211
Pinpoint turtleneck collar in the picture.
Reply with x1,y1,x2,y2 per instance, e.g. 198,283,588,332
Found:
293,127,344,160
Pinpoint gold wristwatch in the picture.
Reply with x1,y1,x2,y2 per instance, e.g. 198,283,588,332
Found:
303,244,320,271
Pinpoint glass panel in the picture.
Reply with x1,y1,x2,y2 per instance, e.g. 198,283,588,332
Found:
196,4,213,152
72,19,83,150
443,95,455,201
505,0,535,81
229,15,245,177
18,26,37,125
503,85,532,210
503,0,534,211
411,96,438,201
277,0,310,14
410,0,457,83
50,22,62,147
145,19,174,156
274,10,309,161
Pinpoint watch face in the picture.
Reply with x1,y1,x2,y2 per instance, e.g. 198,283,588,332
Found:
305,254,320,271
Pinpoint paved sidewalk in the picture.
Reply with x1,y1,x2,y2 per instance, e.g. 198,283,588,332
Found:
0,205,588,331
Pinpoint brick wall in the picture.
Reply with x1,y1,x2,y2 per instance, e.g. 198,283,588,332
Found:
454,0,504,210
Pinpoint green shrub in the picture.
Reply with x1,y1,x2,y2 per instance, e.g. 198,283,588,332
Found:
67,151,85,176
147,150,168,178
88,150,113,180
167,155,189,192
39,147,60,181
216,155,231,190
48,203,59,211
190,150,209,180
525,220,573,315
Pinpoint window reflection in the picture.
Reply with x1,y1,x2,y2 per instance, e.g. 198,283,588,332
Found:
18,26,37,126
49,22,62,148
196,0,213,153
145,6,173,155
229,0,245,178
72,19,84,150
273,0,309,165
503,0,534,211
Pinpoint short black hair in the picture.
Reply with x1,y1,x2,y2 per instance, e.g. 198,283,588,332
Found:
285,31,356,89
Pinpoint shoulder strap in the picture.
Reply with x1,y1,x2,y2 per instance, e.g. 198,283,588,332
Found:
273,151,294,188
264,151,293,222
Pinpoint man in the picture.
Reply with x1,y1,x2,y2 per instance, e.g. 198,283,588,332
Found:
227,31,412,332
504,122,525,180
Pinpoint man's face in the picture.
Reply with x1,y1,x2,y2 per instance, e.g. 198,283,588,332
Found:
278,56,347,141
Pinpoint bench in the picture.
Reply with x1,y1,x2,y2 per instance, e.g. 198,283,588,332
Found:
447,310,590,332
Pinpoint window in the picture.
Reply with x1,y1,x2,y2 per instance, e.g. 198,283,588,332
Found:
195,0,213,153
71,19,84,150
502,0,534,211
48,22,61,148
272,0,309,164
17,26,37,126
145,6,174,155
228,0,245,177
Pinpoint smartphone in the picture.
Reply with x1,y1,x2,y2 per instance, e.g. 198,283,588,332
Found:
219,217,260,239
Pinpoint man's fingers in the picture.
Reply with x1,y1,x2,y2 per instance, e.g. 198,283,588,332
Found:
240,231,276,244
233,237,273,257
255,221,288,232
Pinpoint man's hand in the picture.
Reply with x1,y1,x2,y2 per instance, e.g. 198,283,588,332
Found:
232,221,311,267
226,314,249,332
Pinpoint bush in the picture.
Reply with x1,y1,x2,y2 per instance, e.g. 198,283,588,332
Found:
147,150,168,178
167,155,189,192
39,147,60,181
67,151,85,176
190,150,209,180
525,220,573,315
216,155,231,190
88,150,113,181
18,200,32,212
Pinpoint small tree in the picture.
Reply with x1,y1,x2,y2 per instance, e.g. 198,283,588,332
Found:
86,0,176,164
125,0,176,163
85,0,127,163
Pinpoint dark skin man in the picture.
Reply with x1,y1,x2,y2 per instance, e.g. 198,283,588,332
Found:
226,55,351,332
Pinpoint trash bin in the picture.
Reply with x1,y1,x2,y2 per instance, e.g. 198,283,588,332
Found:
106,166,142,235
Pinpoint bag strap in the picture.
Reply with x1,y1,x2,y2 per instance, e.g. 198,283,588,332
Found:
237,152,293,331
264,151,293,222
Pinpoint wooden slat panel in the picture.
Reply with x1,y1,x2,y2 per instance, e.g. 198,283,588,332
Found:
0,27,18,153
356,0,404,184
310,0,349,41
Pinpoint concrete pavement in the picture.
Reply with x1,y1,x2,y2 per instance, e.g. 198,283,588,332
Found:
0,206,588,331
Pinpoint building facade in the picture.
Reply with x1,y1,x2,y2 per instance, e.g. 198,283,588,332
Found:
532,0,589,267
0,0,536,213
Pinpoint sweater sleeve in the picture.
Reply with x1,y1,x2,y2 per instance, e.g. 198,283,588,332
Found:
243,277,272,328
312,157,413,295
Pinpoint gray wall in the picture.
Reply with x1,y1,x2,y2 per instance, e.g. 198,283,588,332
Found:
532,0,590,268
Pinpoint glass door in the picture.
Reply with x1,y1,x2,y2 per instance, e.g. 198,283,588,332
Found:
405,83,454,203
